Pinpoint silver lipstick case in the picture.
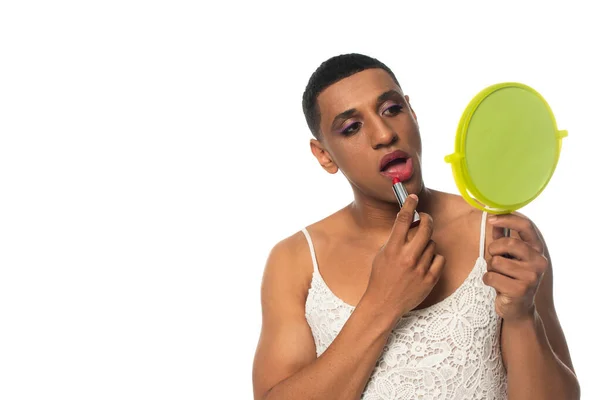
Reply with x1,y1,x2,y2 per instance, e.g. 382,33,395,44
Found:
392,181,420,225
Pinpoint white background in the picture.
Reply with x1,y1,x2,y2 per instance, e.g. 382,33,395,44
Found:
1,1,598,399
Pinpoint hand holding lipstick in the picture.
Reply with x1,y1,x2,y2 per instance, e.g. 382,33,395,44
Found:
363,194,446,322
392,177,420,226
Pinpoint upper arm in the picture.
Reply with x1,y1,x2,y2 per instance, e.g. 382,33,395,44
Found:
252,237,317,400
530,221,577,374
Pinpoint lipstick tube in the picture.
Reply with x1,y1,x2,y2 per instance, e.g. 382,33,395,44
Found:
392,180,420,226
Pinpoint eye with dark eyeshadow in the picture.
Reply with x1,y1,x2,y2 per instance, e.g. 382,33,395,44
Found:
382,104,403,116
340,121,362,136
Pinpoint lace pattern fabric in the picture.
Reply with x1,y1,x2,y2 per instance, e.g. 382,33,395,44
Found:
302,212,508,399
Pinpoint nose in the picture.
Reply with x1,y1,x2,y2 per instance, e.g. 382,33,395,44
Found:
368,116,398,149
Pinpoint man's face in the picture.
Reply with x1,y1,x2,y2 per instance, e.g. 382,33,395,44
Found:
313,68,423,200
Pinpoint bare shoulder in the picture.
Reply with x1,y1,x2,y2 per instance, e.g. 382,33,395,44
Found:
429,189,483,229
262,230,314,303
262,207,347,301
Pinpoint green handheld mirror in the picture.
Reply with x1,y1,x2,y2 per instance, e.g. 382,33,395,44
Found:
444,82,568,237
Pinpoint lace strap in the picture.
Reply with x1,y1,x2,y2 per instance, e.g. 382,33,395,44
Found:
301,228,319,274
479,211,488,258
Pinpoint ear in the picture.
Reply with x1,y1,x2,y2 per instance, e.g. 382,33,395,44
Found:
405,95,418,121
309,139,338,174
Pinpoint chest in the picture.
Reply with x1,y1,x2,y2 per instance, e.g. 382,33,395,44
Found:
305,267,507,398
313,228,482,309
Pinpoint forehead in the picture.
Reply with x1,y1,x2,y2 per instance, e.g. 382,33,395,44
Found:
316,68,402,123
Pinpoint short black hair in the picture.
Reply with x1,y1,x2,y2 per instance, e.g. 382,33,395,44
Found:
302,53,401,139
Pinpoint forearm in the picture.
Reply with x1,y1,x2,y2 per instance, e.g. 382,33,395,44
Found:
502,309,580,400
265,295,396,400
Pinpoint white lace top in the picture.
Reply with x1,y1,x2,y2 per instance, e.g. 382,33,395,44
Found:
302,212,508,399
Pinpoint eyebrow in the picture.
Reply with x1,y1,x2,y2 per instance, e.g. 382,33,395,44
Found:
376,90,402,108
329,90,402,131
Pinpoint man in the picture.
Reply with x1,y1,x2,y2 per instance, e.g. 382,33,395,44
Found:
252,53,579,399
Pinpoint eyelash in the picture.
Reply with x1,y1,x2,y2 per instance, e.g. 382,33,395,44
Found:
383,104,403,116
340,104,403,136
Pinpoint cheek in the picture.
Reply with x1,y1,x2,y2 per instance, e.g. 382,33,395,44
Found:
410,129,423,154
331,138,367,162
338,150,366,171
394,117,421,143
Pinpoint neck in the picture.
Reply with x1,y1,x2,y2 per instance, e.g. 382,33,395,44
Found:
347,183,440,237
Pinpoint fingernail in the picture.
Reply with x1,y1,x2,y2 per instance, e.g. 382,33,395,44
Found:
488,215,498,222
409,194,418,201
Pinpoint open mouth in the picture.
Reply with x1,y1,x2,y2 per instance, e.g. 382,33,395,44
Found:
381,157,407,171
380,157,413,181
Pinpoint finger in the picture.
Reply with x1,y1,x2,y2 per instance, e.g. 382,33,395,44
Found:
482,271,527,297
427,254,446,281
415,240,436,272
488,214,543,253
492,225,516,241
488,237,537,261
388,194,419,245
408,212,434,254
487,255,538,282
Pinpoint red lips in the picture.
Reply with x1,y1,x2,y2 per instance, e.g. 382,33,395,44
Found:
379,150,410,171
